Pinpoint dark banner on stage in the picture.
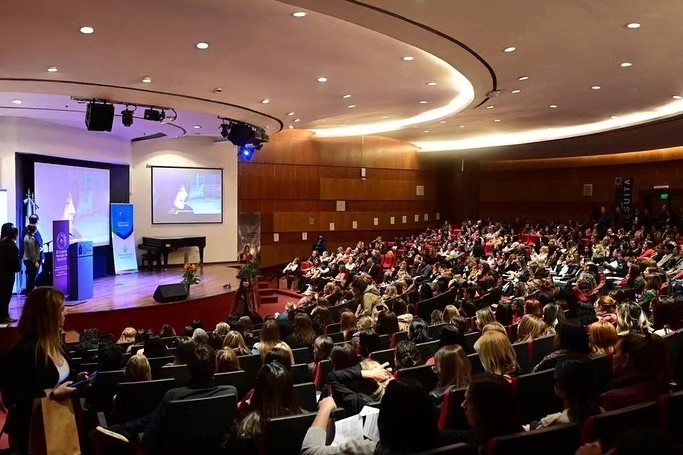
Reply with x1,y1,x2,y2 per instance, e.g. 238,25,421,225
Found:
615,177,634,222
52,220,70,295
238,213,261,261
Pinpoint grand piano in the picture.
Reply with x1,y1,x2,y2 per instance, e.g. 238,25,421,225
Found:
139,236,206,269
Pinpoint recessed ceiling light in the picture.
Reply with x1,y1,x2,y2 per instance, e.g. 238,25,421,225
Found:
288,125,294,129
292,11,307,17
486,105,494,109
380,116,390,119
626,23,641,29
459,125,465,128
402,56,415,62
511,89,521,94
79,26,94,34
193,125,201,129
141,76,152,83
47,66,58,73
419,100,428,104
342,94,352,99
260,98,270,104
549,104,558,108
287,112,295,116
294,118,301,122
673,95,683,100
423,130,430,133
316,77,328,83
426,82,437,86
591,85,601,90
503,47,516,53
439,121,446,124
11,99,22,105
620,62,633,67
347,104,356,108
196,42,209,50
610,115,619,119
213,87,223,93
494,119,501,122
518,76,529,81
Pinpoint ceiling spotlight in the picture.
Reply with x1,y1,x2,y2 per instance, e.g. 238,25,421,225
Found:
79,26,94,34
317,77,328,83
626,22,641,29
47,66,58,72
549,104,558,108
143,108,164,122
486,105,494,109
419,100,428,104
294,118,301,123
494,119,501,122
220,122,230,139
503,47,516,53
620,62,633,67
11,99,22,105
487,90,503,97
347,104,356,108
292,11,307,17
673,96,682,100
439,121,446,124
426,82,437,86
342,94,352,99
402,56,415,61
610,115,619,119
591,85,601,90
518,76,529,81
260,98,270,104
511,89,521,94
287,112,295,116
141,76,152,83
121,107,134,127
196,42,209,50
423,130,430,133
193,125,201,129
288,125,294,129
459,125,465,128
213,87,223,93
380,116,390,119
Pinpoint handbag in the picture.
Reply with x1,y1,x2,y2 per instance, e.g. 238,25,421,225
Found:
30,389,81,455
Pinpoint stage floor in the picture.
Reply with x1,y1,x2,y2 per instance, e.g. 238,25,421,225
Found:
6,263,243,321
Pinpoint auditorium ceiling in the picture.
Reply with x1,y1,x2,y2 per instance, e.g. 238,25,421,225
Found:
2,0,683,156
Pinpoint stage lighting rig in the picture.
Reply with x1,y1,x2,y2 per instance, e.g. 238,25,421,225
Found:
217,117,269,159
220,121,230,139
71,97,177,132
143,108,164,122
121,105,135,127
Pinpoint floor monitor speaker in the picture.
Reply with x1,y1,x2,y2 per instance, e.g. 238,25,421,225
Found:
153,283,188,303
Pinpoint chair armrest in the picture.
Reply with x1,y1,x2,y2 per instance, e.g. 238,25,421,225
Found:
96,411,109,427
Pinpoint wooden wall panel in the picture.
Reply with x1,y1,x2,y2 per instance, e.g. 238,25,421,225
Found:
239,130,438,266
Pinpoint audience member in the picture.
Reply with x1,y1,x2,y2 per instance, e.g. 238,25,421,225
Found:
588,321,619,356
124,353,152,382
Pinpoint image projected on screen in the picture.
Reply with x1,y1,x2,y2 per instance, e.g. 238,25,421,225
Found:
151,166,223,224
34,162,111,247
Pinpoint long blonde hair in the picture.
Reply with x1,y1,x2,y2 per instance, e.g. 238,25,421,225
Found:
474,331,517,376
223,330,250,356
15,287,66,365
516,315,550,343
258,319,281,361
434,345,471,389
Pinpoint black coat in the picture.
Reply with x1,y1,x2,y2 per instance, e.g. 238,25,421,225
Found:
0,238,21,281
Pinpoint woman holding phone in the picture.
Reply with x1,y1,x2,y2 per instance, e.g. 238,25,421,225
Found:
3,287,89,454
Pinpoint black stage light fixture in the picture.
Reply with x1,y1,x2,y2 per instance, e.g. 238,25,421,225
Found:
143,108,163,122
85,102,115,131
220,122,230,139
227,123,255,147
121,106,134,127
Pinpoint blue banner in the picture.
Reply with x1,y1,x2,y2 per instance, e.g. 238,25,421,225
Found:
111,203,138,274
52,220,70,295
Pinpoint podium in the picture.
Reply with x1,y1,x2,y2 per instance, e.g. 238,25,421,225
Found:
68,241,93,300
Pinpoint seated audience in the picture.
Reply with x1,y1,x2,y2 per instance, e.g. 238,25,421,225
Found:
308,335,333,376
214,321,230,338
474,330,521,379
328,359,392,415
216,348,240,373
652,295,683,336
223,330,251,356
251,319,280,359
118,327,137,344
159,324,176,338
516,314,550,343
475,307,495,331
616,302,650,336
339,310,357,341
375,310,399,337
191,328,209,346
124,353,152,382
588,321,619,356
408,318,433,344
430,345,472,404
285,313,317,349
394,340,422,370
533,322,590,372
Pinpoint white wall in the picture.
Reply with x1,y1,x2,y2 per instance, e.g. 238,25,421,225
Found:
0,117,132,225
131,136,238,264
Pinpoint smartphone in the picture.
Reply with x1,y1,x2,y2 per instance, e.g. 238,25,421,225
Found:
69,371,98,388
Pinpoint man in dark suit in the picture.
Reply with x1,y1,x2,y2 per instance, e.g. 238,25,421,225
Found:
0,224,21,323
95,343,238,451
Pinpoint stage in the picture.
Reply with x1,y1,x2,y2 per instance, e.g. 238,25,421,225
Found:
0,263,276,346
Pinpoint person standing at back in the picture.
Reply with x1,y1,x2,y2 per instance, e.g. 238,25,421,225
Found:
0,225,21,323
23,225,41,295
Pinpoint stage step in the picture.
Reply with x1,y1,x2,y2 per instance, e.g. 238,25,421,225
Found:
260,295,279,304
257,281,269,289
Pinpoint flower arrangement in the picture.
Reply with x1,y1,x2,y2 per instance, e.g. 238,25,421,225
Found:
182,263,201,287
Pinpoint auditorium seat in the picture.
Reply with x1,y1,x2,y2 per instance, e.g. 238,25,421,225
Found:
590,355,613,392
417,340,441,360
512,341,531,372
370,348,396,368
415,443,472,454
157,394,238,455
313,359,332,391
581,401,658,451
264,412,317,455
428,323,447,339
437,387,468,431
214,370,249,399
147,355,175,377
464,332,481,352
324,323,341,334
292,347,313,364
89,369,126,413
487,423,581,455
530,335,555,369
662,331,683,384
379,334,391,350
391,331,409,348
658,390,683,439
294,382,318,412
110,378,176,423
396,364,438,391
467,353,486,376
238,353,262,385
158,364,191,386
327,331,346,343
512,369,563,423
291,363,313,384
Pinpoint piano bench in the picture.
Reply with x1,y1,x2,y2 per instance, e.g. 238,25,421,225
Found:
141,252,162,271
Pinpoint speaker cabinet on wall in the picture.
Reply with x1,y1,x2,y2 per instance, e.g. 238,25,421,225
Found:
85,103,115,132
153,283,189,303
